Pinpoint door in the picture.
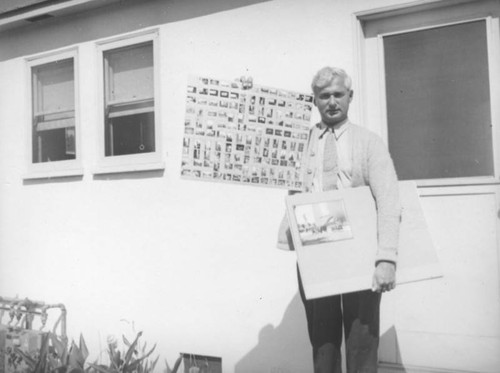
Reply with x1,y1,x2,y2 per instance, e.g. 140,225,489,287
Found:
356,1,500,372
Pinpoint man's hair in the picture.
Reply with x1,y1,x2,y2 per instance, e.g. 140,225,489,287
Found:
311,67,352,96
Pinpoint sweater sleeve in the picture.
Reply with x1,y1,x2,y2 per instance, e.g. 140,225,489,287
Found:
366,135,401,264
276,190,299,251
276,212,295,251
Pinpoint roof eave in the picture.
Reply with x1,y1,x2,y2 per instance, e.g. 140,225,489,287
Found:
0,0,122,32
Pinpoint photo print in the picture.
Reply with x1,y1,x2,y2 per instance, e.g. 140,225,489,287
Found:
294,199,353,246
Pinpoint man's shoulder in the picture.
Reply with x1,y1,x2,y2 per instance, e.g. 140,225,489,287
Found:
310,122,322,132
348,122,381,141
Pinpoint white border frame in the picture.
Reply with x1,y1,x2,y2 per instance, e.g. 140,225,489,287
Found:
353,0,500,187
286,181,442,299
24,47,83,179
93,28,164,174
286,186,379,299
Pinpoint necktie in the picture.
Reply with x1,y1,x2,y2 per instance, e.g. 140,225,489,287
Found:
322,130,338,191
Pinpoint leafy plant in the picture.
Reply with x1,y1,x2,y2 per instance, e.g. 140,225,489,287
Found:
88,331,158,373
163,355,182,373
10,330,161,373
13,332,88,373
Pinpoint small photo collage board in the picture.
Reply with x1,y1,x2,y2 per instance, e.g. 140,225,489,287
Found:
181,75,313,190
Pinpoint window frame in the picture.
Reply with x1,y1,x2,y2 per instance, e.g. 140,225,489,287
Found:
354,0,500,186
24,48,83,179
94,29,164,174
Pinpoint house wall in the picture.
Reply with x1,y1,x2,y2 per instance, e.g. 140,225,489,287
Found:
1,0,495,372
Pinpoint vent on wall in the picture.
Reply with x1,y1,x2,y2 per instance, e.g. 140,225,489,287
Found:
26,13,54,22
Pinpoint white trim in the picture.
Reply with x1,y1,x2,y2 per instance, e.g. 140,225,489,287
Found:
416,182,500,196
92,161,165,175
378,362,485,373
377,15,490,37
495,186,500,312
350,12,366,129
22,167,84,180
415,176,500,188
107,97,154,107
95,28,160,49
37,117,75,131
108,106,154,119
486,15,500,180
25,46,79,64
376,34,388,144
94,28,163,174
24,47,82,179
355,0,474,21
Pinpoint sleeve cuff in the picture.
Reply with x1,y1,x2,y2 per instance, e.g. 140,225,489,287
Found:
276,241,292,251
375,246,398,265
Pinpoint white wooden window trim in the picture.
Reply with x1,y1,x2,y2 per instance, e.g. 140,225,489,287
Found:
486,15,500,182
24,48,83,180
93,29,164,175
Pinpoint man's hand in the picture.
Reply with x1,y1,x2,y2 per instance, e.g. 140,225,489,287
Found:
372,261,396,293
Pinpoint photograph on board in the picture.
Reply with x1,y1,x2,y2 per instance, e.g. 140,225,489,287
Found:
294,199,353,246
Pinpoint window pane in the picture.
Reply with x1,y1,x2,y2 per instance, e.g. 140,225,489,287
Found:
105,112,155,156
104,42,153,104
32,58,75,163
103,41,155,157
384,20,494,180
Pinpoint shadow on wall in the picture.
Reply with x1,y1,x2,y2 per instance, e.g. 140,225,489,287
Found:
235,292,312,373
234,295,407,373
378,325,407,373
0,0,271,61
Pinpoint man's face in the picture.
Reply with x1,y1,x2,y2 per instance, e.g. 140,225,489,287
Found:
314,76,353,126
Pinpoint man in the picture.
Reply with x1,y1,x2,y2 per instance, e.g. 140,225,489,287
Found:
277,67,401,373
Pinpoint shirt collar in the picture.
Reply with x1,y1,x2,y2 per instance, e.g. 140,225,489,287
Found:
317,119,351,139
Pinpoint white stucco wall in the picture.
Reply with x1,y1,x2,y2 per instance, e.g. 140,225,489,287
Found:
1,0,481,372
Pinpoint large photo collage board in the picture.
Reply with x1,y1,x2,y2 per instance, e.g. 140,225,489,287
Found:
181,76,314,191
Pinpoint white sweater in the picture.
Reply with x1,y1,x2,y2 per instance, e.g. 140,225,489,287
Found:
277,123,401,264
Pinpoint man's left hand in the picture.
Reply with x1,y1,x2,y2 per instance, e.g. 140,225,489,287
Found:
372,261,396,293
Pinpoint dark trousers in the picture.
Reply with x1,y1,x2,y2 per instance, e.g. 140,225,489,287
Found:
298,268,381,373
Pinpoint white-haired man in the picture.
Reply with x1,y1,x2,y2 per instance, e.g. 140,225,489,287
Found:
278,67,401,373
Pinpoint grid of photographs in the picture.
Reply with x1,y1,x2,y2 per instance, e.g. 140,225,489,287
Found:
181,76,313,190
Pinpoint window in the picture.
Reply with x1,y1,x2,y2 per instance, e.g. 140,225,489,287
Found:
104,42,154,156
384,20,494,180
96,31,162,173
356,0,500,185
25,49,82,179
32,58,76,163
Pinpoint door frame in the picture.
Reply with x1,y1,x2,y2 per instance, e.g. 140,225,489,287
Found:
353,1,500,372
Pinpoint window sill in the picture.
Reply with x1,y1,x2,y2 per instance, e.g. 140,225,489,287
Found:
414,176,500,188
23,168,84,180
92,161,165,175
